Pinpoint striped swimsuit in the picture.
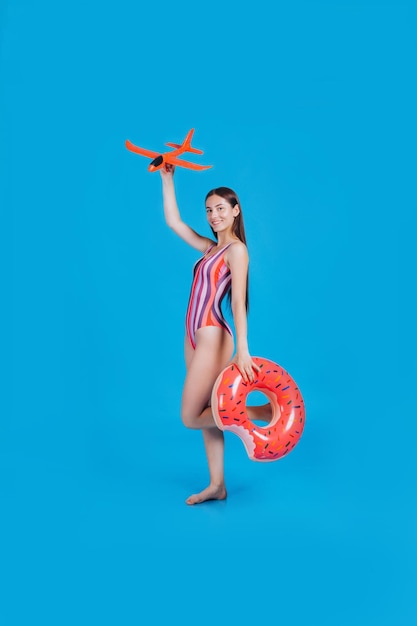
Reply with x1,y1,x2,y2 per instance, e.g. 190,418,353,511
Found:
186,243,233,349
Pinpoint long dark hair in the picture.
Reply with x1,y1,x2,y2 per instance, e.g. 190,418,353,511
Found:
205,187,249,311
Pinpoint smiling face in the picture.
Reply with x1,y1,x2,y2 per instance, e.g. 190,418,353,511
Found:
205,194,240,234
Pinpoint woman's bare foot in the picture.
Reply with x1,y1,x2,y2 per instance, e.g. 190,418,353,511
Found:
185,483,227,505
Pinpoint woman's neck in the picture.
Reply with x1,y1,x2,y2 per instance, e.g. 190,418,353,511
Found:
216,232,238,247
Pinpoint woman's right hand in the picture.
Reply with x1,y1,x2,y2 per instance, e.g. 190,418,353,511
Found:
160,163,175,180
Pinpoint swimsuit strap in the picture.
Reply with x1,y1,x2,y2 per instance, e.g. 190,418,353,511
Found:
205,242,233,258
205,243,216,255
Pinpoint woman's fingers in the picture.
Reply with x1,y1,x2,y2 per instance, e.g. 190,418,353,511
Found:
235,359,259,384
245,364,254,383
159,163,175,178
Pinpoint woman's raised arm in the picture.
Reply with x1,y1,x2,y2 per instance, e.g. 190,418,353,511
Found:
160,165,212,252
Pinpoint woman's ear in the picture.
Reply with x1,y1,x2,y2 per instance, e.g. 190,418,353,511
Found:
233,204,240,217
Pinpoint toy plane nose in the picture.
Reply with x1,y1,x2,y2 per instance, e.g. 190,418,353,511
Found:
149,154,164,172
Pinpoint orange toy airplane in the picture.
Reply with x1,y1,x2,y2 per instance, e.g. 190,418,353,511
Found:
125,128,212,172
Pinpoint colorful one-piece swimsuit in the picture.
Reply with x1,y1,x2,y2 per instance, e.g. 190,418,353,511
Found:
185,243,233,349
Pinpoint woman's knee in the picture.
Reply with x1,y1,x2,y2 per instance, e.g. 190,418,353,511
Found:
181,391,208,429
181,409,199,429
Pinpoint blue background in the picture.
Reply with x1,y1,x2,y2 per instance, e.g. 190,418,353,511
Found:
2,0,417,624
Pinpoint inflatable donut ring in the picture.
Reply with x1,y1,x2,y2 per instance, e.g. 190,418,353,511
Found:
211,357,305,462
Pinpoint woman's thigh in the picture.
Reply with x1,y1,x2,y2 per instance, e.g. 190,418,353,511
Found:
181,327,234,424
184,334,194,370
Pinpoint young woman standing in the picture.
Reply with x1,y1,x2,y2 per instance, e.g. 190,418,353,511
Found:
160,164,263,505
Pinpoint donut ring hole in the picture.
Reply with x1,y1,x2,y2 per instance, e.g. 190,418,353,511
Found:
246,390,281,427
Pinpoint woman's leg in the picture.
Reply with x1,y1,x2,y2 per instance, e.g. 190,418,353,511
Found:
182,326,234,505
186,428,226,505
181,326,234,430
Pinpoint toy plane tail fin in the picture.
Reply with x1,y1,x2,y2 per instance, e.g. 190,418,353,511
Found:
166,129,204,155
183,128,204,154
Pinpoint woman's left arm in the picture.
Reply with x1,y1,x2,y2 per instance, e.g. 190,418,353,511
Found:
227,243,260,383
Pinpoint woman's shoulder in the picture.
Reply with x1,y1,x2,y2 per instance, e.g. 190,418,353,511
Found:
227,239,248,254
225,240,248,265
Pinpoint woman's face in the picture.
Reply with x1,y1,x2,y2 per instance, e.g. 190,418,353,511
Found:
205,194,239,233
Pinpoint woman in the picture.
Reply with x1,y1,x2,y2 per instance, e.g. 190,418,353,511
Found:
160,164,264,505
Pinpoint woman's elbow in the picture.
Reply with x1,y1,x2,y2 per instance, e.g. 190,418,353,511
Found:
231,298,246,316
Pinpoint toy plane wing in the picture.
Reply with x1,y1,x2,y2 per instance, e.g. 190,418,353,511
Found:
165,142,204,155
165,155,212,171
125,140,159,159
